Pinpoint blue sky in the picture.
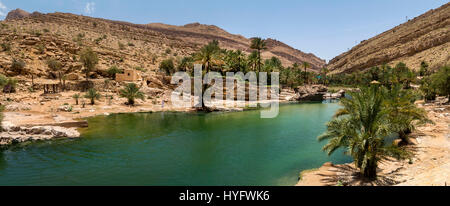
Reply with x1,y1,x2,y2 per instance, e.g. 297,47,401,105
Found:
0,0,448,61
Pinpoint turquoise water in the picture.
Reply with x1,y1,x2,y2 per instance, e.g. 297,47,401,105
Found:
0,102,352,186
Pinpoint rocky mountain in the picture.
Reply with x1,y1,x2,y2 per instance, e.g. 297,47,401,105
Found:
328,2,450,73
0,9,325,80
144,22,325,69
5,8,30,20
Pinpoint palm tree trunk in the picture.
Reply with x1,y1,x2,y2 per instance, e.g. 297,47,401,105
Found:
362,158,378,179
304,67,307,85
257,49,261,73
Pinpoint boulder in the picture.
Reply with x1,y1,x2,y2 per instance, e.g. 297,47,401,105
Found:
66,73,79,81
295,85,328,101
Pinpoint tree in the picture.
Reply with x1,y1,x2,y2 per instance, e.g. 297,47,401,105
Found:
177,56,194,73
224,50,247,73
430,65,450,103
302,62,311,85
194,40,221,73
419,61,429,77
250,37,267,73
120,83,145,106
84,88,101,105
72,93,80,105
160,58,175,75
47,58,63,85
79,47,99,81
320,67,329,85
383,84,429,144
318,86,408,178
420,76,437,101
247,51,259,72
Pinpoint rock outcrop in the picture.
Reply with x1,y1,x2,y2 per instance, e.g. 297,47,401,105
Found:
0,121,80,146
5,8,30,20
294,85,328,101
327,3,450,73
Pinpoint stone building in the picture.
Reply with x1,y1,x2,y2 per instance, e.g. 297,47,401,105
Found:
116,69,141,82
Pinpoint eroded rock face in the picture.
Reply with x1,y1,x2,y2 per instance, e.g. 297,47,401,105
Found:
295,85,328,101
328,3,450,73
0,121,80,146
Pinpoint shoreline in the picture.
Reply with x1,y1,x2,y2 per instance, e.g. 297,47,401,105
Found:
296,102,450,186
0,89,313,146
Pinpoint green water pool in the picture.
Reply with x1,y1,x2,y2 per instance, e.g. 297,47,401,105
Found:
0,102,351,186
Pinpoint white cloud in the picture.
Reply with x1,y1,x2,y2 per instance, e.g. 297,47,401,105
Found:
0,1,7,17
84,2,95,15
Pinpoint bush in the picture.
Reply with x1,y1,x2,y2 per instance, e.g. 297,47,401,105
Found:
1,42,11,52
0,105,4,131
430,65,450,102
107,66,123,79
11,59,26,74
135,66,147,73
0,74,7,88
2,77,17,93
36,44,45,54
118,42,125,50
160,58,175,75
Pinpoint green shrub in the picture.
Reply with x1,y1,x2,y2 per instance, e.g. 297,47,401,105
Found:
1,42,11,52
11,59,26,74
118,42,125,50
0,105,4,131
159,58,175,75
107,66,123,79
36,44,45,54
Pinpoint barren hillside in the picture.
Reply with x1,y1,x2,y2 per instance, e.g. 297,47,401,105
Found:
0,9,325,81
327,3,450,73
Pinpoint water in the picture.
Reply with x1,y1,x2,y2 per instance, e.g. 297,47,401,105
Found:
0,102,352,186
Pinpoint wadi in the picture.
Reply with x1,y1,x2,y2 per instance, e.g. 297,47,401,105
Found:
0,1,449,186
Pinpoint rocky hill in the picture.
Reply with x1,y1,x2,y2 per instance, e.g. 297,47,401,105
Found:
5,8,30,20
0,9,325,81
328,2,450,73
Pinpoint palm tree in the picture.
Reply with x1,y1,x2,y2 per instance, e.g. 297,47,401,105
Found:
318,86,408,178
320,67,329,85
383,84,430,144
193,40,222,111
120,83,145,106
302,62,311,85
247,51,259,72
250,37,267,73
194,40,221,73
84,88,101,105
